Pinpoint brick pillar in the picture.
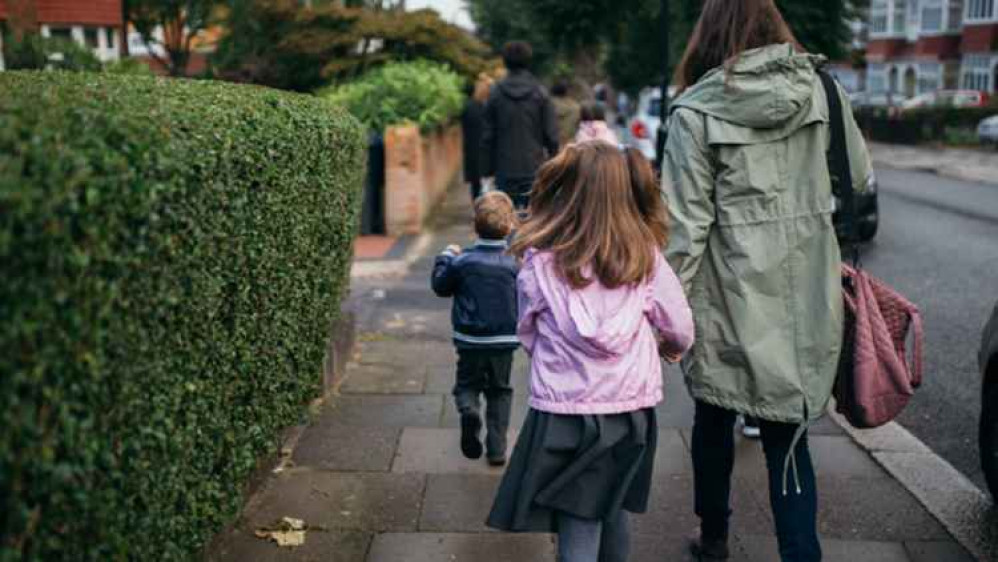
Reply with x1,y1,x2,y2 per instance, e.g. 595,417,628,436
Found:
384,125,425,236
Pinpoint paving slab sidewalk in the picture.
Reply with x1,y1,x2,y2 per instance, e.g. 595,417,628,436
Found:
208,184,978,562
869,142,998,187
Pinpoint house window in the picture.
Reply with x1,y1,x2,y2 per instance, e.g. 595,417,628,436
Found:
871,1,889,33
918,63,942,92
962,54,994,91
84,28,99,49
105,28,116,50
48,27,73,41
966,0,996,21
868,64,888,92
949,0,964,30
921,2,945,32
894,0,909,33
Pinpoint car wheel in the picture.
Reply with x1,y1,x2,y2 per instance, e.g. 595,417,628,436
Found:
980,380,998,501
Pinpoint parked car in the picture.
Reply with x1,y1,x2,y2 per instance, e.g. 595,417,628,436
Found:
980,303,998,501
901,90,991,111
850,91,896,109
832,173,880,243
978,115,998,147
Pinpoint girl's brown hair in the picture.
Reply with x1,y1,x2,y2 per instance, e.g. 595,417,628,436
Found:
674,0,800,91
510,142,668,289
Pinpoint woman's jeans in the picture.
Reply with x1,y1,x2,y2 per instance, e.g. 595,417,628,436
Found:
692,400,822,562
556,510,630,562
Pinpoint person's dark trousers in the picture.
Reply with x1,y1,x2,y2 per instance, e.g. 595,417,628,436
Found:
469,178,483,202
497,177,534,210
454,349,514,457
691,400,821,562
556,510,631,562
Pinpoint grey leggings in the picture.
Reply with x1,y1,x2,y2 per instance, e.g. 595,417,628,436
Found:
556,510,631,562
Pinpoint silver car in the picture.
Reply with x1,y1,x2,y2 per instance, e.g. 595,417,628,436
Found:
978,115,998,147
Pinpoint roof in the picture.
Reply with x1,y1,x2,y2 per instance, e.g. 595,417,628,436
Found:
0,0,123,26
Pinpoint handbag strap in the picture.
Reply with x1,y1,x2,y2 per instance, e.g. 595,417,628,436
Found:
817,69,860,267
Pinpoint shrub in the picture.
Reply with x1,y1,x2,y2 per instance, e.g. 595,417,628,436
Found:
103,57,156,76
320,60,465,132
3,33,102,72
0,71,366,562
855,105,998,145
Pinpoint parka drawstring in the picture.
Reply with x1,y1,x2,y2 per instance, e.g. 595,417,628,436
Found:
781,421,809,496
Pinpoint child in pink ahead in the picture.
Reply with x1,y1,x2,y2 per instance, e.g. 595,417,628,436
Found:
487,141,694,562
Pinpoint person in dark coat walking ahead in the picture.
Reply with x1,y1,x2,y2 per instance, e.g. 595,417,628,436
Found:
481,41,560,209
461,80,489,201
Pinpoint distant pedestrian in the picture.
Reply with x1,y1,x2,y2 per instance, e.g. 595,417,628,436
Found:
551,80,582,147
661,0,874,561
461,79,489,202
488,142,695,562
574,103,620,146
431,191,520,466
481,41,559,209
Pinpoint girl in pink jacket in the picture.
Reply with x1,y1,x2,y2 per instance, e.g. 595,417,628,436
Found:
487,141,694,562
574,103,621,146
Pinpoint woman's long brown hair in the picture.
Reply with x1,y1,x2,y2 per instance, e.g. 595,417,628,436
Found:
674,0,800,91
510,142,668,290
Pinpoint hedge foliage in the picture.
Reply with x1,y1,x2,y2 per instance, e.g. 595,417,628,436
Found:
854,105,998,145
320,60,465,132
0,72,366,561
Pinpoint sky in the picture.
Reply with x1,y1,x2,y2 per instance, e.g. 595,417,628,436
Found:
406,0,475,30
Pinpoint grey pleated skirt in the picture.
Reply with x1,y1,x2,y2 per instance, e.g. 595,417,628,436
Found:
486,407,658,533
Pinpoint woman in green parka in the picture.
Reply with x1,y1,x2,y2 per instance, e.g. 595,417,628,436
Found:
661,0,873,561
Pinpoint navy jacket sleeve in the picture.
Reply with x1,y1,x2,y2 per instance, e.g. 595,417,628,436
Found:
431,251,460,297
541,95,560,157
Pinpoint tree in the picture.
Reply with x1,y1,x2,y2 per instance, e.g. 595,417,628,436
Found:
469,0,865,93
213,0,494,92
128,0,221,76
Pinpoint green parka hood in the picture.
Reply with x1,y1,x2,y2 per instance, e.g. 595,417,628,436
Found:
672,44,827,136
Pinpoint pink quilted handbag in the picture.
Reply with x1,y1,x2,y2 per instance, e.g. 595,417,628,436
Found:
835,265,924,429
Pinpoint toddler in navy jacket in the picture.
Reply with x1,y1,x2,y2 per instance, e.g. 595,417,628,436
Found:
431,192,519,465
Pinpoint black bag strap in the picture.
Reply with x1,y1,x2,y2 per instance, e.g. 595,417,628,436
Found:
817,69,860,267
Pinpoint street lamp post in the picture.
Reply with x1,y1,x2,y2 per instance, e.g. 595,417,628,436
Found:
655,0,671,169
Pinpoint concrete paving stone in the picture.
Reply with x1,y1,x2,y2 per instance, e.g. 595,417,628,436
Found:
321,395,444,428
356,339,456,372
292,425,400,472
392,428,514,475
208,528,371,562
243,471,425,532
340,363,426,395
634,474,775,537
657,372,696,430
370,308,452,340
366,532,556,562
418,474,501,532
809,413,846,436
903,540,976,562
656,429,693,476
629,532,699,562
738,535,911,562
742,475,951,542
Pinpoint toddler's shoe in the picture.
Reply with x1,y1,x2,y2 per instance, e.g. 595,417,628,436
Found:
460,413,483,459
689,527,730,560
486,453,507,467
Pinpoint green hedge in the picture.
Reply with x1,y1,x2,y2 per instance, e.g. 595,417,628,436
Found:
855,105,998,145
0,72,366,561
319,60,465,132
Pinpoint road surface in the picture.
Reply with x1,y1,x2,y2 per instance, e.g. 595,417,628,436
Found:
864,167,998,492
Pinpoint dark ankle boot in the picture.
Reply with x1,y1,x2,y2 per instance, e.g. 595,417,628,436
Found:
689,533,730,560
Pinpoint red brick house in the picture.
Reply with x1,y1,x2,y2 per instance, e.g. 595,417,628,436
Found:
866,0,998,98
0,0,123,70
